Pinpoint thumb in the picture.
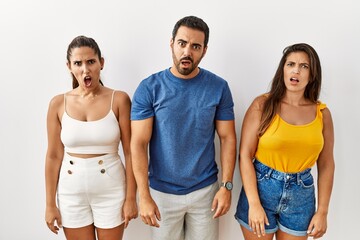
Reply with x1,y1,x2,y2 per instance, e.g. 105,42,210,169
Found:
211,198,218,212
57,216,63,229
307,221,314,235
155,208,161,221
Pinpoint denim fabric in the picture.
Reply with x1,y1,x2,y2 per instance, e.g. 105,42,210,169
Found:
235,159,315,236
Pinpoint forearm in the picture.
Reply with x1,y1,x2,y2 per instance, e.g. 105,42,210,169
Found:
316,160,335,214
131,144,151,199
240,156,261,205
124,153,137,201
45,156,62,207
219,137,236,182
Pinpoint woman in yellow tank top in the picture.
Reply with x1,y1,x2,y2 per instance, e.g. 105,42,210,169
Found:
235,43,335,240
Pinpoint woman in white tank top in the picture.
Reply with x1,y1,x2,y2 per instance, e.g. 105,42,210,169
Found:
45,36,138,240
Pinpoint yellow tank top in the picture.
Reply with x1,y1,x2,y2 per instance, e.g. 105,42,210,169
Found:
255,102,326,173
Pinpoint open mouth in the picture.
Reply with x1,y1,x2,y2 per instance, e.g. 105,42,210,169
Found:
84,76,92,87
290,77,299,82
180,57,193,68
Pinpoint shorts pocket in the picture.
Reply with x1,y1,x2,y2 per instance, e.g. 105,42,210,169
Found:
299,174,314,188
104,160,125,184
255,170,267,182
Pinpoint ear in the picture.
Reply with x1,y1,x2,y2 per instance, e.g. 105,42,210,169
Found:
66,61,72,71
170,38,174,49
100,57,105,70
202,45,208,58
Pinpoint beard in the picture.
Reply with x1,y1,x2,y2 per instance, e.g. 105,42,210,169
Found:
171,50,203,76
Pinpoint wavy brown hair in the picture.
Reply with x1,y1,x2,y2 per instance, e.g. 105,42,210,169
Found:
258,43,322,136
66,35,104,89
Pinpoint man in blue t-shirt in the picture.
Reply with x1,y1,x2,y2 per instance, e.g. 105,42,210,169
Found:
131,16,236,240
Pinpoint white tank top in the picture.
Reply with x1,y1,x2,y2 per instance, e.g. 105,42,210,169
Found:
60,91,120,154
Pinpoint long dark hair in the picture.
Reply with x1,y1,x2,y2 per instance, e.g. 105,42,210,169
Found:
66,35,104,89
258,43,322,136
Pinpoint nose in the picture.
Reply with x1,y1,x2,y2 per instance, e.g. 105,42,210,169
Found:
292,66,300,74
183,45,191,57
82,63,90,73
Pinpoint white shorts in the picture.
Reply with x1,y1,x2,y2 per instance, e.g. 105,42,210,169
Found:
150,182,219,240
57,153,126,229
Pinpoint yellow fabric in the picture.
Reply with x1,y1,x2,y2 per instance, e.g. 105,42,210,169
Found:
255,102,326,173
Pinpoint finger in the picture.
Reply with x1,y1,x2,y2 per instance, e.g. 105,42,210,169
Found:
155,208,161,221
124,217,129,228
307,222,314,235
260,222,266,236
57,217,63,229
264,215,270,226
47,222,58,234
213,206,223,219
211,198,218,213
255,222,263,237
250,222,257,235
141,215,149,225
150,216,159,227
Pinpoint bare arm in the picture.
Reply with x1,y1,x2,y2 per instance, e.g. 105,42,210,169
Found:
131,117,161,227
116,91,138,228
239,96,269,237
308,107,335,238
45,95,64,234
212,120,237,218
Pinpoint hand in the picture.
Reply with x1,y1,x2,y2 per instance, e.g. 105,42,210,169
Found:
122,199,138,228
307,211,328,239
212,187,231,219
248,203,269,238
139,196,161,227
45,206,62,234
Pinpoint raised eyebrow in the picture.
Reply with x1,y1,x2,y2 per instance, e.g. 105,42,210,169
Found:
177,39,188,44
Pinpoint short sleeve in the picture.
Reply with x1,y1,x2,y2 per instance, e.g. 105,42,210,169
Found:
131,80,155,120
215,82,235,120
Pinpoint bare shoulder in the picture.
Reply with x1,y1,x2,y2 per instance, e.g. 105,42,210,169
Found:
113,90,131,105
48,94,64,110
249,94,267,112
321,106,333,125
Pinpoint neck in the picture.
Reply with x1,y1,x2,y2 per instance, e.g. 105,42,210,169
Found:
170,66,200,80
282,92,307,106
78,85,101,99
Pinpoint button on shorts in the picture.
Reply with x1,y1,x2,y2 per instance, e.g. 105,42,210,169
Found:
57,153,126,229
235,159,315,236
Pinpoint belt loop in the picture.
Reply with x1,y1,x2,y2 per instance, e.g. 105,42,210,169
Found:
266,169,273,179
297,173,301,185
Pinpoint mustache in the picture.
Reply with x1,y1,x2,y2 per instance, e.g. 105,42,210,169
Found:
180,57,193,62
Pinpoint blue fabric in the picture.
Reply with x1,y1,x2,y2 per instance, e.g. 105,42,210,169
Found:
235,159,316,236
131,68,234,195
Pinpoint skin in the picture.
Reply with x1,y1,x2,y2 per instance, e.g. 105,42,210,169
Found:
45,46,138,240
239,52,335,240
131,26,236,228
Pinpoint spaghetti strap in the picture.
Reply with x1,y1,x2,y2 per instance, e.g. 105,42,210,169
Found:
110,90,116,110
64,94,67,114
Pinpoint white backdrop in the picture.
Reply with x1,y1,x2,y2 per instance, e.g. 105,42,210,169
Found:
0,0,359,239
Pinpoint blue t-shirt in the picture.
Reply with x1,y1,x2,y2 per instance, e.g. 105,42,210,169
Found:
131,68,234,195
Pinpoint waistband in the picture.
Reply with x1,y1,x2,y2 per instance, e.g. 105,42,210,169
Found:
253,159,311,184
63,153,120,167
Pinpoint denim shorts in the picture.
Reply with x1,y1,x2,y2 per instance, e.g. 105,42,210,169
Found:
235,159,315,236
